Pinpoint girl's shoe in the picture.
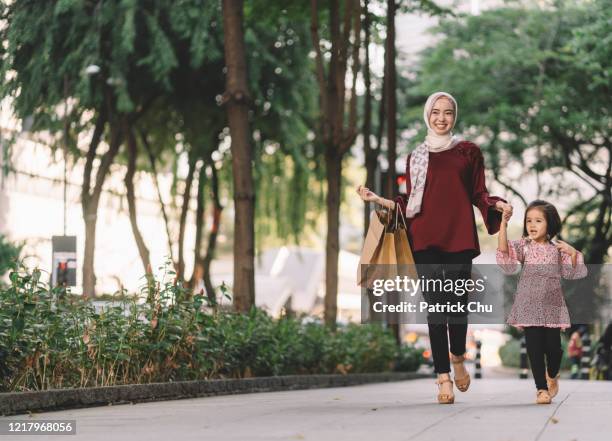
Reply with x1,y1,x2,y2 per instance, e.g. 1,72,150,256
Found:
546,372,560,398
536,389,551,404
436,375,455,404
450,354,471,392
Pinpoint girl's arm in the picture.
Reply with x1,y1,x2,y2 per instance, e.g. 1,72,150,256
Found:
557,240,588,280
498,215,509,254
496,215,522,274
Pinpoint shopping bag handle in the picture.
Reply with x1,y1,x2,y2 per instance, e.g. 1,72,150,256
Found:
394,202,409,231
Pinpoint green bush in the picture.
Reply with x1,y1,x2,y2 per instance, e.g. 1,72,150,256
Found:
0,264,422,392
395,344,424,372
499,338,521,368
0,235,22,280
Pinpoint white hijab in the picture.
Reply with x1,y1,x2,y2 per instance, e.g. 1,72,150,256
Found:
423,92,460,152
405,92,462,218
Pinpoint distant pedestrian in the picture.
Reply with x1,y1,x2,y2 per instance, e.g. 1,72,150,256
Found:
497,200,587,404
568,327,583,379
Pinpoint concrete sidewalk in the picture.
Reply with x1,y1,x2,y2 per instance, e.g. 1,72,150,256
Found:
2,378,611,441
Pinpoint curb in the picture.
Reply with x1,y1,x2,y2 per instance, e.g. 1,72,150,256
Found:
0,372,429,415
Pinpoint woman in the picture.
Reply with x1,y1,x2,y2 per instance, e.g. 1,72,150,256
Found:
357,91,513,404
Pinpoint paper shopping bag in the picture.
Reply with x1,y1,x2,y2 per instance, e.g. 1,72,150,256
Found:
393,208,418,280
356,209,387,286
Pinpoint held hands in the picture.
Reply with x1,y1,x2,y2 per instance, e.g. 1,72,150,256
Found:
496,201,513,226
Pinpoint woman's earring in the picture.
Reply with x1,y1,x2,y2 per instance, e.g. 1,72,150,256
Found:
546,234,551,241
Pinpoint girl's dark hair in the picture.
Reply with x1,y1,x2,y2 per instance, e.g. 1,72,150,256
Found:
523,199,561,240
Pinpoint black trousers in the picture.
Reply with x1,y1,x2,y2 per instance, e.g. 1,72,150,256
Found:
413,249,473,374
524,326,563,390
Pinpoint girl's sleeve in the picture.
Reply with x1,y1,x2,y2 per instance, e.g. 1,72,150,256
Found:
561,250,588,280
394,154,411,213
496,239,525,274
470,146,507,234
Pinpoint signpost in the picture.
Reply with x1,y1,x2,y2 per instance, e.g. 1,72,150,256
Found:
51,236,77,287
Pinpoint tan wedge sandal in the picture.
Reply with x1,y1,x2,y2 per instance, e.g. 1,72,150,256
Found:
451,354,471,392
436,375,455,404
546,372,560,398
536,389,551,404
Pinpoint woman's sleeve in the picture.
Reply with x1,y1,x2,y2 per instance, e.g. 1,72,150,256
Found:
496,239,524,274
470,146,506,234
561,250,588,280
394,154,411,213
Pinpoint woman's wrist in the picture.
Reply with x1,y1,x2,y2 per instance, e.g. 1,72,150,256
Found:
376,196,394,209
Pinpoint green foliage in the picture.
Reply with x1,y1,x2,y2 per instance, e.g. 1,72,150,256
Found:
498,337,521,369
0,264,419,391
0,235,23,280
394,344,425,372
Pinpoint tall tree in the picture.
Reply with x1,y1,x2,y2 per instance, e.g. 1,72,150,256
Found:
222,0,256,312
124,125,151,274
0,1,166,296
310,0,361,327
384,0,397,201
362,0,379,234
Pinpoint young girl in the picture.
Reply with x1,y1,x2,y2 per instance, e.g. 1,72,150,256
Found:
497,200,587,404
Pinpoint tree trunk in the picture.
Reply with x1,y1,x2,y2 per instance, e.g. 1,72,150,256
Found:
310,0,360,328
140,130,176,266
203,161,224,305
384,0,401,345
324,149,341,327
384,0,397,201
81,112,106,298
81,112,122,298
125,126,151,273
189,160,206,289
177,155,196,281
362,0,375,235
222,0,255,312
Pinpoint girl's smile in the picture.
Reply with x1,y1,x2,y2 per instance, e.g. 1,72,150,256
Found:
526,208,548,243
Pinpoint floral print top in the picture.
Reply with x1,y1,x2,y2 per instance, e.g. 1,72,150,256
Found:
496,238,588,329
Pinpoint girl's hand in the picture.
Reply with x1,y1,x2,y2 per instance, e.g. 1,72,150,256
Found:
495,201,513,220
356,185,379,203
556,240,577,257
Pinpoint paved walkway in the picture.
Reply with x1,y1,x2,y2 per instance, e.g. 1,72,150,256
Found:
3,378,611,441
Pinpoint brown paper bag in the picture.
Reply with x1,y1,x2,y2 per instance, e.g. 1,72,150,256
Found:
356,209,387,286
393,208,418,280
358,206,417,287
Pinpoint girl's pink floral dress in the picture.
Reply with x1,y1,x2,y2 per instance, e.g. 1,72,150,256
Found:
496,238,588,329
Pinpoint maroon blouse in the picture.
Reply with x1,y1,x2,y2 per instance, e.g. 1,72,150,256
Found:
395,141,505,258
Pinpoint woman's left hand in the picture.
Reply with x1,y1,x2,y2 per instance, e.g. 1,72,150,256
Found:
556,240,577,257
495,201,513,219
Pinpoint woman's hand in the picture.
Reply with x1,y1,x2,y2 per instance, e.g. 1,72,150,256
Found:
356,185,394,209
495,201,513,220
556,240,577,257
356,185,379,203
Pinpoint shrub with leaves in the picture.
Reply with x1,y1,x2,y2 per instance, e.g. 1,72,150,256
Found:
0,264,422,392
